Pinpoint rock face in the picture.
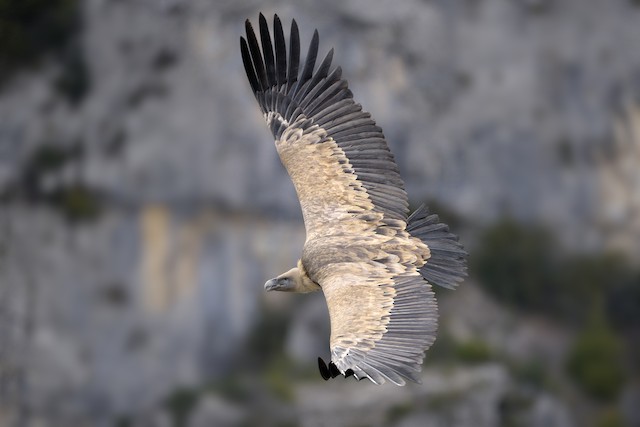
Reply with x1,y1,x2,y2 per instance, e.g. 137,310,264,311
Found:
0,205,305,425
1,0,639,426
293,364,509,427
3,0,640,233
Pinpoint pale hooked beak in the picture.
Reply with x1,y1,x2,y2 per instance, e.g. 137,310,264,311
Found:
264,278,278,292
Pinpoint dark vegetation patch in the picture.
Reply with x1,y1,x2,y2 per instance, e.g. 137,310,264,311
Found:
566,309,626,402
453,338,493,364
472,218,640,329
53,43,91,106
473,218,638,401
163,387,200,427
3,142,103,222
151,47,178,71
0,0,85,91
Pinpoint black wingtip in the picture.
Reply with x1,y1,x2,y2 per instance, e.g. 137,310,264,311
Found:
258,13,268,33
318,357,331,381
273,14,287,87
244,18,268,92
240,36,260,95
344,369,354,378
258,13,276,88
287,19,300,90
328,361,341,378
299,29,319,85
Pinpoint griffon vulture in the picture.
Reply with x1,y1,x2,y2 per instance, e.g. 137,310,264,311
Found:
240,14,467,385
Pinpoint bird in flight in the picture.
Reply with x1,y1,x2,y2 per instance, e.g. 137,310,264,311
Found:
240,14,467,385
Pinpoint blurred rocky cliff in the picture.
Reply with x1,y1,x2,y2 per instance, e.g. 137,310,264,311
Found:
1,0,640,426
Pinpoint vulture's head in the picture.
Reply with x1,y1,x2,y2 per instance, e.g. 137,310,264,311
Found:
265,262,321,293
264,267,299,292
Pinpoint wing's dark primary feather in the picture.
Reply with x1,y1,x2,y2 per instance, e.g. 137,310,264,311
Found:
287,20,300,91
244,20,267,92
259,14,276,88
241,13,408,221
299,29,319,89
273,15,287,87
240,38,260,95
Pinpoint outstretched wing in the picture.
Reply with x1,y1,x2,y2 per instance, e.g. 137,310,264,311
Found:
241,14,441,385
302,235,438,385
240,13,409,239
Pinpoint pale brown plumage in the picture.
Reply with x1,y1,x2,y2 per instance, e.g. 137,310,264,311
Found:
241,14,467,385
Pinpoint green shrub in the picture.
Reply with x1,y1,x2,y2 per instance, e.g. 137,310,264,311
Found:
472,219,560,314
605,268,640,332
264,356,295,403
473,219,640,327
19,143,82,199
10,143,102,222
244,304,289,368
163,387,200,427
454,338,492,364
498,390,535,427
386,402,415,424
566,310,625,402
52,183,102,222
425,329,457,363
511,360,548,390
551,254,616,324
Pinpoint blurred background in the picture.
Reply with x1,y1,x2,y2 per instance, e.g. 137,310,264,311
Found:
1,0,639,426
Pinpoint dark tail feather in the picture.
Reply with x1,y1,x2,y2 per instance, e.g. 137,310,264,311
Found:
406,204,467,290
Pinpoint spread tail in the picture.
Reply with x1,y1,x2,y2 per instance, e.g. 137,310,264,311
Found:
406,204,467,290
